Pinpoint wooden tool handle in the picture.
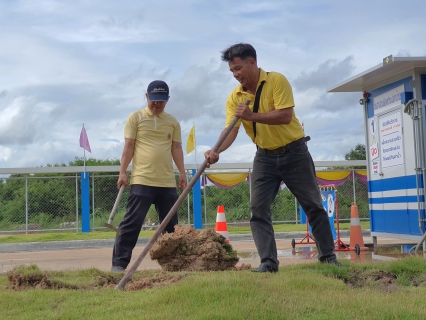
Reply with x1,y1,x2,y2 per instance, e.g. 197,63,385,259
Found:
108,185,125,224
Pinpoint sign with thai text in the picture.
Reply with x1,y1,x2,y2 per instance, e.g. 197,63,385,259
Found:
372,160,379,175
379,111,403,169
374,84,404,115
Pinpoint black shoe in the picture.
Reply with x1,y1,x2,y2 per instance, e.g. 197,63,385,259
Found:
320,257,342,267
251,263,278,273
111,266,126,272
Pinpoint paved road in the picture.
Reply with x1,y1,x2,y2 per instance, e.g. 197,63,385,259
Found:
0,231,380,274
0,239,328,273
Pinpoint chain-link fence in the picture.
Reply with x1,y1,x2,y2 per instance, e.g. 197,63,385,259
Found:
0,167,368,234
201,171,368,226
91,173,190,229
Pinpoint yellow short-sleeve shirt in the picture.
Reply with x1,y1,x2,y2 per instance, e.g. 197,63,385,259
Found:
124,106,181,187
225,68,304,149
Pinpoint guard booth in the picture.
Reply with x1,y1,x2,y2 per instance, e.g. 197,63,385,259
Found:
327,56,426,247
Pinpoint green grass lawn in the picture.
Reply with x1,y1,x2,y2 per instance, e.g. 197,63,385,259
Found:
1,256,426,319
0,221,370,244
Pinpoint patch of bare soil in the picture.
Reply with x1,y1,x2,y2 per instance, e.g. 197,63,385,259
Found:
6,265,186,291
343,270,397,291
125,271,186,291
7,266,79,290
150,225,240,271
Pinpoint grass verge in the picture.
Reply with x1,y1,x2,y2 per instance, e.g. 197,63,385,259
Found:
1,256,426,319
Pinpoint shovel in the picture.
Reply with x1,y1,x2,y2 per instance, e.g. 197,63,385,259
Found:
100,184,125,234
115,100,249,290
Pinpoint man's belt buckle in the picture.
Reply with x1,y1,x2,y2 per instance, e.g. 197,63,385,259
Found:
270,147,285,154
261,136,310,155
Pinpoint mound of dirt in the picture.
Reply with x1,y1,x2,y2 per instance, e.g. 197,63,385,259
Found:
7,265,78,290
149,225,239,271
6,265,186,291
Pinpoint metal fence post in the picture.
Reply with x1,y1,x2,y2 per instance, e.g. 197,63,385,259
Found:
80,172,91,232
75,174,79,234
249,170,252,215
25,175,28,234
92,174,95,229
352,169,357,203
192,169,202,229
186,170,190,225
294,197,298,224
203,173,207,225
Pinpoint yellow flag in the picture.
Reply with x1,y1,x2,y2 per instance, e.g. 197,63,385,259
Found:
186,125,195,154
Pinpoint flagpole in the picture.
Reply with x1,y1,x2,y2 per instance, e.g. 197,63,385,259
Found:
83,123,86,179
193,121,198,169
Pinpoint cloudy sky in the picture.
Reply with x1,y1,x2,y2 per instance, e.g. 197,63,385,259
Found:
1,0,425,169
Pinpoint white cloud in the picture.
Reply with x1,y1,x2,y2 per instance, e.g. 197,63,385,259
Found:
1,0,426,168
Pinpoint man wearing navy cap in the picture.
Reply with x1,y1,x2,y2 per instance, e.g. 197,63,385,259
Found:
111,80,187,272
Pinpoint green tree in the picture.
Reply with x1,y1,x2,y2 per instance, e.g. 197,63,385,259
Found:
271,187,297,222
326,143,366,170
69,157,120,167
0,158,123,229
0,164,77,229
345,144,366,161
344,143,366,170
203,181,251,223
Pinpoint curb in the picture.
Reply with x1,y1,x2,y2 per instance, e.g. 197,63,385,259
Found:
0,230,371,253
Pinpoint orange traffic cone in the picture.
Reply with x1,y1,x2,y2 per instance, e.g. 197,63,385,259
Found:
215,205,230,243
349,202,368,252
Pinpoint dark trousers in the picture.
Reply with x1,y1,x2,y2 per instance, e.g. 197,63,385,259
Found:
250,144,336,267
112,184,178,268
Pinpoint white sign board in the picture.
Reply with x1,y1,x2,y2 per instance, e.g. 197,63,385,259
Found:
379,111,403,169
369,118,376,136
372,160,380,175
373,84,404,115
370,142,379,160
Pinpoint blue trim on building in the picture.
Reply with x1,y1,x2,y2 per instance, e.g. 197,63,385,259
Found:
369,195,424,204
421,74,426,100
400,92,413,104
368,174,423,192
370,209,425,235
366,77,412,118
368,174,426,235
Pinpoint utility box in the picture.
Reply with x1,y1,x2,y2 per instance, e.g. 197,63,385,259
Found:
328,56,426,245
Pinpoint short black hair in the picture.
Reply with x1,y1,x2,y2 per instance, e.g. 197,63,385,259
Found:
221,43,257,62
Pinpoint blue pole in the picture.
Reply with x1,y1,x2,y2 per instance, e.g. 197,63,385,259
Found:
192,169,202,229
81,172,91,233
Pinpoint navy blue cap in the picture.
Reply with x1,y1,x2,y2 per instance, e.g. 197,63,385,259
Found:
147,80,169,102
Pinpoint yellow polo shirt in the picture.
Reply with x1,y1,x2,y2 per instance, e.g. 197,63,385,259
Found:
225,68,304,149
124,106,182,187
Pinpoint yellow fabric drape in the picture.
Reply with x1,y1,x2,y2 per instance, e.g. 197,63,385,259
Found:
315,171,351,181
205,170,366,187
207,173,248,186
355,170,367,176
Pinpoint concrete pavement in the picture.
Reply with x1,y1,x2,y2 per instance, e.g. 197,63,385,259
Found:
0,231,378,274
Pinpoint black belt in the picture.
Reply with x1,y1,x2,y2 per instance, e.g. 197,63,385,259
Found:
257,136,310,155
